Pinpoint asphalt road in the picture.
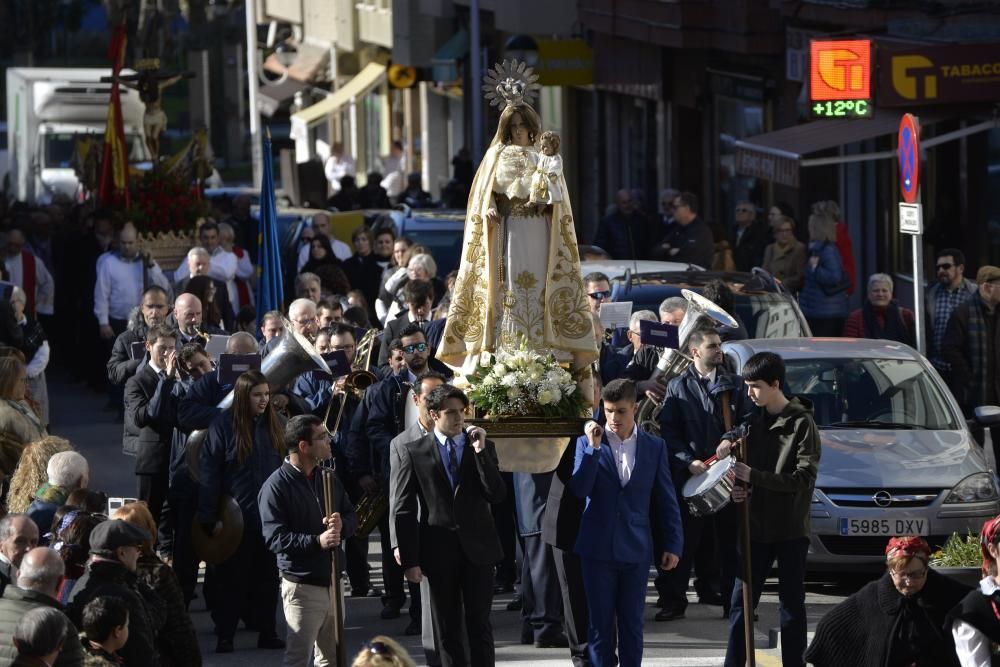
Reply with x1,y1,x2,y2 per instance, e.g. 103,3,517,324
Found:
47,370,857,665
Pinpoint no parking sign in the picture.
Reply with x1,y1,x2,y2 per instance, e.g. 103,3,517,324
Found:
898,114,920,204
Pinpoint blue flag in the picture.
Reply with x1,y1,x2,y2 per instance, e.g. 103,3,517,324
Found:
257,130,284,328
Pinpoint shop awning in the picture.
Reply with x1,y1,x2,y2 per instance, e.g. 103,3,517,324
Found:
733,111,972,188
290,63,387,129
432,29,469,82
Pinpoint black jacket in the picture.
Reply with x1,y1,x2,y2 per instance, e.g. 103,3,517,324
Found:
541,440,584,551
390,433,506,569
67,559,165,667
732,221,771,272
593,210,650,260
662,216,715,268
0,561,12,598
659,366,753,479
259,461,358,587
940,294,1000,411
107,323,147,387
176,372,230,434
123,363,176,474
197,410,284,530
357,376,410,479
174,276,233,332
805,570,969,667
0,301,23,352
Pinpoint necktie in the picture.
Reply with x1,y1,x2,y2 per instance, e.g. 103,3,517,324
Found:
445,437,460,489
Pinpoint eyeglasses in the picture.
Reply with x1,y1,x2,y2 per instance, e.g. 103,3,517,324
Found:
402,342,427,353
588,291,611,300
889,567,928,582
936,263,954,271
292,317,316,326
332,344,355,351
312,432,332,442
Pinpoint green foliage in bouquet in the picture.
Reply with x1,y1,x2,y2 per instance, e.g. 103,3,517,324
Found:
467,345,590,419
930,532,982,568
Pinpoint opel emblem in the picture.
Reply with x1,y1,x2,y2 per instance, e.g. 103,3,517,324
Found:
873,491,892,507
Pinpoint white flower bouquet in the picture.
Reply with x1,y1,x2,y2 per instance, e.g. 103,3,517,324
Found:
466,345,590,419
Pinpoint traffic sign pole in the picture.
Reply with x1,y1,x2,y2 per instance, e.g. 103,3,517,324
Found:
898,114,925,354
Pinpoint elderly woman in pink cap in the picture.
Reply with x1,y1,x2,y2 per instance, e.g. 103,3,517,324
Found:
805,536,970,667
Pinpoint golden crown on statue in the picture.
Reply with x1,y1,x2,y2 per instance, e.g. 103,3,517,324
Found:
482,59,541,109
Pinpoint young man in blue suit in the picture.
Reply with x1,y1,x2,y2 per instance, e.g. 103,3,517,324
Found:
570,378,684,667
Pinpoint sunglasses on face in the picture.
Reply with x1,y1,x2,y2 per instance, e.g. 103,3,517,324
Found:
588,291,611,300
936,263,955,271
403,342,428,353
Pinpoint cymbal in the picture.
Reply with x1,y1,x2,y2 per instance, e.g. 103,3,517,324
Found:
191,495,244,565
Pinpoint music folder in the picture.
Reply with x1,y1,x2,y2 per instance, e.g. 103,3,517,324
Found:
639,320,679,349
129,341,146,361
205,334,229,361
313,350,352,383
217,354,262,386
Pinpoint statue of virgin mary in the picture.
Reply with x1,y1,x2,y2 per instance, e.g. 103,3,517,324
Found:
438,60,598,377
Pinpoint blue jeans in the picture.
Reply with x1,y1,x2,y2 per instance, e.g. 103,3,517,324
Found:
725,537,809,667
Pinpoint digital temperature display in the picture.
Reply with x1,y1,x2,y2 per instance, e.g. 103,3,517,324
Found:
809,39,874,121
810,99,873,119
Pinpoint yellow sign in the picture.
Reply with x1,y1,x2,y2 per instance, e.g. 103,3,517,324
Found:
536,39,593,86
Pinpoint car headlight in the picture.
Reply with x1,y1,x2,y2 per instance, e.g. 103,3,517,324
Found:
945,472,999,504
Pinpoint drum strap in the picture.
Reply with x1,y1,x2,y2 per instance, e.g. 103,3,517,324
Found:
720,390,733,432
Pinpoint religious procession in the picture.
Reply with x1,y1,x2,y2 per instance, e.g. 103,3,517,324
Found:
2,1,1000,667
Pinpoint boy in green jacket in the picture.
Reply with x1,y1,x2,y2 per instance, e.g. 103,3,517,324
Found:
715,351,821,667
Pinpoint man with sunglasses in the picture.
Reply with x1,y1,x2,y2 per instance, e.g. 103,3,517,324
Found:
925,248,977,374
352,324,451,625
731,201,768,273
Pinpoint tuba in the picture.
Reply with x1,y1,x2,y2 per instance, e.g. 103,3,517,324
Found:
636,289,738,436
185,318,333,483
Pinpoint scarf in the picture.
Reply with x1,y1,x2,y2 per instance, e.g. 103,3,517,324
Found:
34,482,68,506
862,300,913,346
967,293,990,406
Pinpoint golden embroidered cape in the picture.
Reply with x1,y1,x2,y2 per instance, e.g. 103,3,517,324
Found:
438,142,598,371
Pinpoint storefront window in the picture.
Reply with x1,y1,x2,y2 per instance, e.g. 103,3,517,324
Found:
715,95,764,230
986,128,1000,264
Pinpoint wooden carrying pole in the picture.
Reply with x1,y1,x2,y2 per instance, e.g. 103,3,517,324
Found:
322,467,347,667
722,396,755,667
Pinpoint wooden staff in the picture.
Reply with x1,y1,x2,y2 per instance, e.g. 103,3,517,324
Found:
722,395,754,667
321,465,347,667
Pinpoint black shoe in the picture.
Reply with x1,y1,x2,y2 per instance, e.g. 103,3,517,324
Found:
654,596,666,608
654,607,686,622
506,594,523,612
257,634,286,649
351,586,383,598
699,591,725,606
404,620,421,636
380,605,402,620
535,633,569,649
215,639,234,653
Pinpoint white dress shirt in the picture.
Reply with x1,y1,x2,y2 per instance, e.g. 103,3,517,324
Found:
6,251,55,316
94,251,170,324
953,576,999,667
605,426,637,486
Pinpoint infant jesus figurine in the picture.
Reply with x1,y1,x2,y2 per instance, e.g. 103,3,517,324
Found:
530,130,564,205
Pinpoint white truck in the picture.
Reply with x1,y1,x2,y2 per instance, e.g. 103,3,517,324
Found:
5,67,150,204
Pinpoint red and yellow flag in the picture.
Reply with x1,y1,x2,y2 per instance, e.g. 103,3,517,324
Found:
98,23,129,207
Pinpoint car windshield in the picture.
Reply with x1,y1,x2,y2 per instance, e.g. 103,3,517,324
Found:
44,132,148,168
784,358,959,430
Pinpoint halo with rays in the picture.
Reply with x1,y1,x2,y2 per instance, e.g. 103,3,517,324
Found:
482,59,541,109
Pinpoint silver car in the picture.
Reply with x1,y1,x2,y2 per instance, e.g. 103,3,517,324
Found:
722,338,1000,569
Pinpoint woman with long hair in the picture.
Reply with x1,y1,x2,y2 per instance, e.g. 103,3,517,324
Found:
51,510,105,604
183,276,229,332
0,356,46,476
301,234,351,296
6,435,72,514
112,501,201,667
197,370,284,653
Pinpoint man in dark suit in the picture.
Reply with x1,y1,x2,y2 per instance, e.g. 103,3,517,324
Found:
378,279,435,368
542,442,589,666
570,379,683,667
731,201,770,272
391,384,507,667
123,323,180,538
389,371,447,662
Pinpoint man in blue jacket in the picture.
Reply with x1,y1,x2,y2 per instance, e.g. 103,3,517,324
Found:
259,414,357,666
570,378,683,667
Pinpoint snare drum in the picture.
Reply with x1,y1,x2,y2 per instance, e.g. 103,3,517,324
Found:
682,457,735,517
